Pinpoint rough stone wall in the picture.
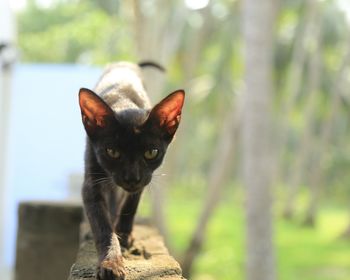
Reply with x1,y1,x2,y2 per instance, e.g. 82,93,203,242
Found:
14,201,185,280
15,201,83,280
69,224,186,280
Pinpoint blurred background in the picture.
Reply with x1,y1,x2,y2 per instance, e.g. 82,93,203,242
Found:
1,0,350,279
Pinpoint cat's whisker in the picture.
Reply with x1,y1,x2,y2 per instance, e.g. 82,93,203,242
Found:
145,182,154,195
91,177,108,183
152,172,167,186
153,173,167,177
150,175,167,186
147,179,163,194
89,177,112,186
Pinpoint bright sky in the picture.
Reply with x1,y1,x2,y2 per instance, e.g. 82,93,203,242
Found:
10,0,53,12
337,0,350,23
185,0,209,10
9,0,26,11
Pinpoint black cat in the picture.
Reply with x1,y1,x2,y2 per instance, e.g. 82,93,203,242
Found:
78,62,185,280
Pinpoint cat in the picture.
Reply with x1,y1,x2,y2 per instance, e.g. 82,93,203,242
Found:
78,62,185,280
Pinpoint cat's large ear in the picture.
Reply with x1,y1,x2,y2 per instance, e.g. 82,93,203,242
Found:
79,88,115,136
146,90,185,141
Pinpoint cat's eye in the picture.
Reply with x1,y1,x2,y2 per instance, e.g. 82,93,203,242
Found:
144,149,159,160
106,148,120,159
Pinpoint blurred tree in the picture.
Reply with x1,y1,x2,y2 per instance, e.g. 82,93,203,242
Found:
181,96,242,278
283,0,322,220
304,39,350,226
279,0,350,223
179,2,244,277
242,0,277,280
17,0,134,63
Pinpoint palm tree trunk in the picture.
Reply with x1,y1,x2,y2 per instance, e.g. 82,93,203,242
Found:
242,0,277,279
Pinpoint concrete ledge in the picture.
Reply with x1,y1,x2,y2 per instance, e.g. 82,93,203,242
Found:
15,201,83,280
69,224,186,280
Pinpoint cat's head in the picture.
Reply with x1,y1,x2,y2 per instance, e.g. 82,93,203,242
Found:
79,88,185,193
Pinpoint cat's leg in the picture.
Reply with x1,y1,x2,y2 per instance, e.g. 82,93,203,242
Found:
82,183,125,280
106,186,121,224
115,191,142,249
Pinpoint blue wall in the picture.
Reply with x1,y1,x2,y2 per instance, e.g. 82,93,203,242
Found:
3,63,102,266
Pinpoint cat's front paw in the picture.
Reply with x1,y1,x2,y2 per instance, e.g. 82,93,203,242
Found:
97,256,125,280
96,266,120,280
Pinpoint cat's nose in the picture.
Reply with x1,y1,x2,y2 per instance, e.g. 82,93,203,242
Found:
123,175,141,186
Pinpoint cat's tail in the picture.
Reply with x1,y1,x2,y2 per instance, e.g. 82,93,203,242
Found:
138,61,166,72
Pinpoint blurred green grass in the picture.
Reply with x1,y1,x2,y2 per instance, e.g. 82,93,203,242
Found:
139,183,350,280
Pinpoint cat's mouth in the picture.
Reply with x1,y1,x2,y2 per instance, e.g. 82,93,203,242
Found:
112,175,151,193
112,178,146,194
119,184,145,194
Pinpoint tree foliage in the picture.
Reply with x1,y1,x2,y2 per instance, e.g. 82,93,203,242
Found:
17,0,133,63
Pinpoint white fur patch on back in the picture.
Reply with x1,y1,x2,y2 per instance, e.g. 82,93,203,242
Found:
94,62,151,111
